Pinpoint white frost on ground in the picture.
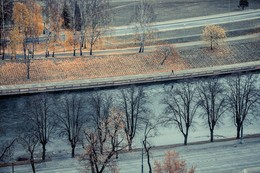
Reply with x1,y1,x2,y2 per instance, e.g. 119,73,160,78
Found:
0,76,259,173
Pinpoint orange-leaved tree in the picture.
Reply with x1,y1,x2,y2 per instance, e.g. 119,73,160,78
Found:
12,1,43,59
154,151,195,173
9,26,23,59
202,25,226,50
25,0,44,58
12,2,30,59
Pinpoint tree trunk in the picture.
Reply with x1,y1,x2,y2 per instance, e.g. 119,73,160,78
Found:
30,156,36,173
236,125,241,139
23,42,27,59
139,46,142,53
71,145,75,158
90,44,93,55
210,129,214,142
42,144,46,161
184,135,188,145
45,36,50,58
80,44,82,56
147,150,152,173
32,41,35,59
73,49,76,56
128,141,132,151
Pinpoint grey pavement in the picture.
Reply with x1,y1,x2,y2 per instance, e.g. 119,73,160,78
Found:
108,9,260,36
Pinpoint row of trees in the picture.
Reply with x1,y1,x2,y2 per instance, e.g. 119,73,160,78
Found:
162,73,259,145
0,86,149,173
0,73,258,173
0,0,157,59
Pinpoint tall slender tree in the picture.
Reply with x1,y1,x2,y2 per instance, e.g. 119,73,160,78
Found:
226,74,259,139
197,78,228,142
61,1,72,30
82,91,127,173
24,94,55,161
161,81,199,145
12,2,30,59
86,0,111,55
131,0,156,53
0,0,13,60
118,86,150,150
55,93,86,158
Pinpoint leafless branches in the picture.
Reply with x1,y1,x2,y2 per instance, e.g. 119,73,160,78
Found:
83,92,126,173
55,93,86,158
197,77,228,142
24,93,55,161
161,81,199,145
86,0,111,55
118,86,150,150
226,73,259,139
18,133,39,173
131,0,156,53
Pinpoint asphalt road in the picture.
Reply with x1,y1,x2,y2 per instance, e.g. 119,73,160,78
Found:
107,9,260,36
30,33,259,58
117,138,260,173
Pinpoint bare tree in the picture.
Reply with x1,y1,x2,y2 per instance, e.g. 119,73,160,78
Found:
18,133,39,173
197,78,228,142
86,0,111,55
153,44,178,65
142,115,158,173
131,0,156,53
0,0,13,60
55,93,86,158
226,73,259,139
83,92,126,173
43,0,62,58
0,101,16,162
68,0,82,56
87,92,113,154
0,139,16,161
24,94,55,161
161,81,199,145
77,0,88,56
118,86,150,150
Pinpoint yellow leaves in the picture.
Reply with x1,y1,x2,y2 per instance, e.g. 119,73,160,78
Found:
12,1,43,37
12,2,30,31
154,151,195,173
64,31,79,47
0,53,187,85
202,25,227,50
9,27,23,58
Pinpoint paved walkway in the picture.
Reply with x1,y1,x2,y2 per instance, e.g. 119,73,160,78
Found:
0,60,259,96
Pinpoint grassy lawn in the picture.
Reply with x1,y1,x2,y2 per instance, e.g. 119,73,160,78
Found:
0,40,259,85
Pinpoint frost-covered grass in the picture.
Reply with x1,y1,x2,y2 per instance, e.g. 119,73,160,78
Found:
0,73,259,173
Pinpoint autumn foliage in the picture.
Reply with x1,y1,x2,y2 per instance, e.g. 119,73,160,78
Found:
0,53,187,85
202,25,226,50
154,151,195,173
